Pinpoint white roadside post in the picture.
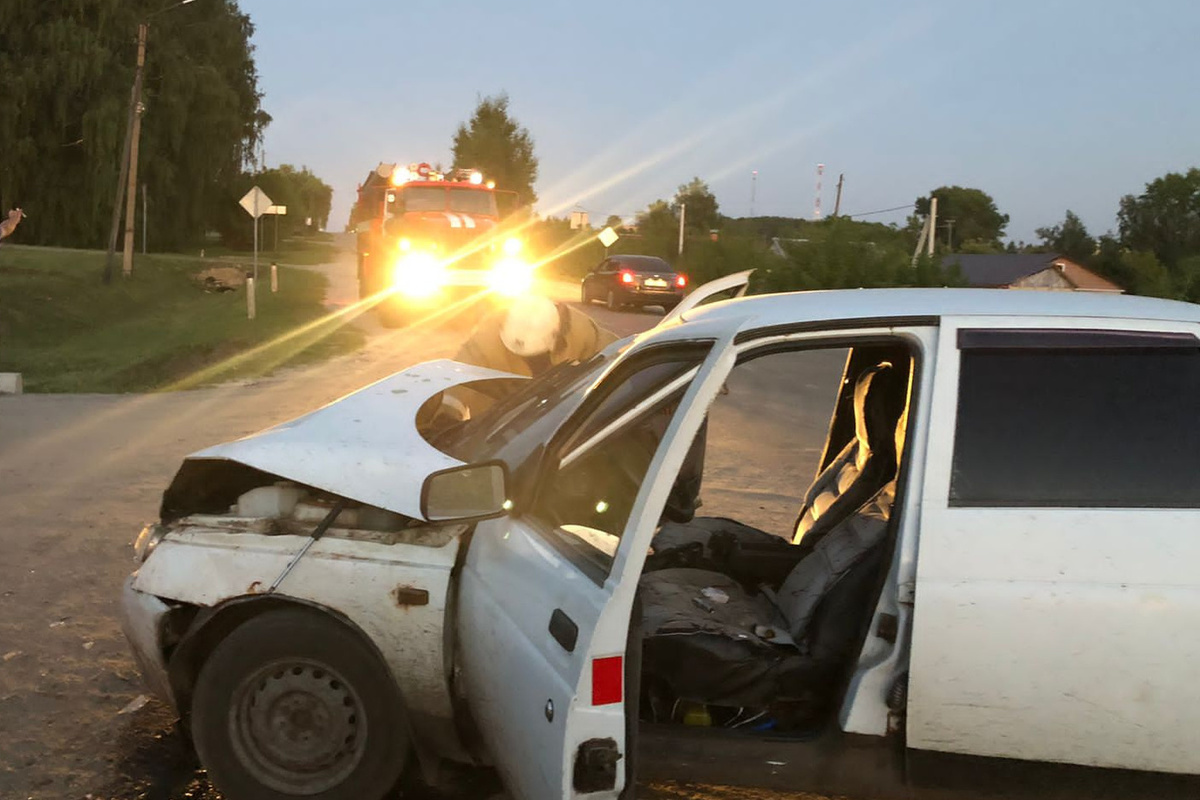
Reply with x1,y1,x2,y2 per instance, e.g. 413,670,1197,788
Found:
264,204,286,294
239,186,273,320
267,204,287,251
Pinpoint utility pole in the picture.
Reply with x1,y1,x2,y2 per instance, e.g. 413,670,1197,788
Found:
678,203,686,256
912,196,938,267
749,170,757,217
813,163,824,220
942,218,956,250
122,22,148,278
141,183,147,254
927,197,938,257
102,51,140,284
833,173,845,217
103,1,197,284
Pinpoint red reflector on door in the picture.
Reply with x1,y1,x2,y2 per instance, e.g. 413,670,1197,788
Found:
592,656,623,705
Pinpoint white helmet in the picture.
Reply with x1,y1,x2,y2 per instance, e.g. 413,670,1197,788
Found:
500,295,561,357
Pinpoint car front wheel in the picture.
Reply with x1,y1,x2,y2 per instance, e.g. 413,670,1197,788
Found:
191,608,408,800
607,289,621,311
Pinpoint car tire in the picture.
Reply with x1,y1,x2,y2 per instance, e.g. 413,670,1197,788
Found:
607,290,621,311
581,284,591,304
191,608,408,800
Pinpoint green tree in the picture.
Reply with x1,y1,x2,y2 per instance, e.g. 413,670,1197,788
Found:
604,214,624,230
1035,210,1096,263
451,94,538,206
671,177,720,233
1117,168,1200,269
915,186,1009,251
631,199,680,261
0,0,268,250
1090,235,1171,297
212,164,333,247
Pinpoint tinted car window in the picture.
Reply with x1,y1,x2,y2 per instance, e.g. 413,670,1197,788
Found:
951,341,1200,508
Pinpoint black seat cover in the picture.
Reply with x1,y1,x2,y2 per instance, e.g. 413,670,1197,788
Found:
640,485,894,710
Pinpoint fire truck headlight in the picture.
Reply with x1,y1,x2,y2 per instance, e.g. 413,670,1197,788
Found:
469,171,484,185
502,237,522,256
393,253,446,299
490,257,534,297
398,237,412,252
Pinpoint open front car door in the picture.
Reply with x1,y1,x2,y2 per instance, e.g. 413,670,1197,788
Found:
657,269,753,327
455,334,735,799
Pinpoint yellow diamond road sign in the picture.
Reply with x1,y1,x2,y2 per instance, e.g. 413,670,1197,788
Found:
239,185,273,219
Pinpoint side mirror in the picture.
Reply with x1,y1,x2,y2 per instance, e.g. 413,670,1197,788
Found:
420,461,510,522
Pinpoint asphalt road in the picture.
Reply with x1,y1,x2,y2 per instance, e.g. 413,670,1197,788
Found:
0,252,842,800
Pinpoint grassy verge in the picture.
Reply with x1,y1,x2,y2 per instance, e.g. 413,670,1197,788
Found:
193,233,344,266
0,245,364,393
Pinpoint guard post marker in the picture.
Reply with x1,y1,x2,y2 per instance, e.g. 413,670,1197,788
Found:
246,273,256,320
271,261,278,293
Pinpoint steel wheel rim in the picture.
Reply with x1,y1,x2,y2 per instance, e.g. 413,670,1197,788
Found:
228,657,367,795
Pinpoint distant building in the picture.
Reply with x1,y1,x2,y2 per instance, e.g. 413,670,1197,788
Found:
942,253,1122,293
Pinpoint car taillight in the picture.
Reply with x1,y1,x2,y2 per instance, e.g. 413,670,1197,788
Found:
620,270,635,284
676,274,687,288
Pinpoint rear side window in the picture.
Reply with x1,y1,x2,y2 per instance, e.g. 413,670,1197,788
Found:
950,330,1200,508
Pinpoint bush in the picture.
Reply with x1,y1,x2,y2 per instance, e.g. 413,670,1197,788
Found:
530,215,962,293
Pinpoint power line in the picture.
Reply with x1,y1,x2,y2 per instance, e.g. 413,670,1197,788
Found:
844,203,915,219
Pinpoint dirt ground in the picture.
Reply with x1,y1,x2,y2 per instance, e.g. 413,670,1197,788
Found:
0,251,847,800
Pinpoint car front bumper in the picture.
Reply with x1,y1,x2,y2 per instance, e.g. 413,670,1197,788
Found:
119,575,177,710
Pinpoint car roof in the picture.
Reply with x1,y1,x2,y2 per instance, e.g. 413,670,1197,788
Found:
612,255,672,270
679,288,1200,333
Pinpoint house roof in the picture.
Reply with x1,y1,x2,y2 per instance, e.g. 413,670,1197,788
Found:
942,253,1062,287
942,253,1122,292
1056,261,1123,292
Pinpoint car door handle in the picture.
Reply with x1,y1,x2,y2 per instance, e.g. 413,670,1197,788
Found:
549,609,578,653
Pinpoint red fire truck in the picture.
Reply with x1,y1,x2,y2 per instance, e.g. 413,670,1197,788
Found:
351,162,530,325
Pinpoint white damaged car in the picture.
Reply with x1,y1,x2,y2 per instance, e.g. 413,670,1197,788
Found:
122,281,1200,800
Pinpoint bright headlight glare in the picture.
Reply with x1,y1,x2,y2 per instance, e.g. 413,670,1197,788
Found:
398,237,411,252
502,237,522,256
133,523,166,564
489,257,534,297
393,252,446,298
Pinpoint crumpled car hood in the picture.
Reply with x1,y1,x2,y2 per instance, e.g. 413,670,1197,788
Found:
164,359,523,521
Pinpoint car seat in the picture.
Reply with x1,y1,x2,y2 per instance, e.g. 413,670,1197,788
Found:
639,483,895,711
648,361,905,580
637,362,908,714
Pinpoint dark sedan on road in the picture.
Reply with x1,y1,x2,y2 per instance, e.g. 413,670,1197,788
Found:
580,255,687,311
